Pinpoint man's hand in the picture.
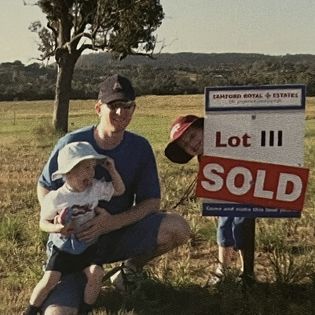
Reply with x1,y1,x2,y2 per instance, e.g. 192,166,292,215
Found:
77,207,119,243
77,198,160,242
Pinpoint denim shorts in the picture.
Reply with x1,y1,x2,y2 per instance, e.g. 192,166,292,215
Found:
216,216,247,249
41,212,165,310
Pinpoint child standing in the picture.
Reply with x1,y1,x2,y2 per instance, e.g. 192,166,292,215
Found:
164,115,249,283
24,141,125,315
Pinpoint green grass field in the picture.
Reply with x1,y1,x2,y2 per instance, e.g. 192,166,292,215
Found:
0,95,314,314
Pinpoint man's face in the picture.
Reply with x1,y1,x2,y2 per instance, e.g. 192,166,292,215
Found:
98,101,136,132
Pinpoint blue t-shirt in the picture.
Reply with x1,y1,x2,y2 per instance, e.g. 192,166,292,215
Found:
38,126,161,215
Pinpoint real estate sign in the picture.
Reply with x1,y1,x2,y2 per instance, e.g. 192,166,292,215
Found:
196,85,309,218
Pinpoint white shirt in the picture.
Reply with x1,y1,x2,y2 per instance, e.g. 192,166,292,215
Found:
41,179,114,220
41,179,114,254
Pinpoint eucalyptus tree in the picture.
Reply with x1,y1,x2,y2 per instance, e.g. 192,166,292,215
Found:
29,0,164,132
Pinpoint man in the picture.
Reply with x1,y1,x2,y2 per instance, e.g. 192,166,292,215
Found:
37,74,190,314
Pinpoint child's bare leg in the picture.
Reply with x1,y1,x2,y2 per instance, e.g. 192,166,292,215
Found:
30,271,61,307
24,271,61,314
218,245,234,269
83,264,104,305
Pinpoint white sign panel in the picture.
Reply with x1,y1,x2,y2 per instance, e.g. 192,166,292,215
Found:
201,84,306,218
204,111,304,165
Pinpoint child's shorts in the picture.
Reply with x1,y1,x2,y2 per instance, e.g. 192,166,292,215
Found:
46,243,100,274
216,216,246,249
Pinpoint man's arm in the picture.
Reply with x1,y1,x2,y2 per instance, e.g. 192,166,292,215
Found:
77,198,160,243
110,197,160,228
37,183,50,208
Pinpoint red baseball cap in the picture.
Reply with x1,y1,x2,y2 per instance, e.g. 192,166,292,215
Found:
164,115,204,164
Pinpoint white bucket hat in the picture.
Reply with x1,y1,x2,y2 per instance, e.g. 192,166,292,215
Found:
52,141,107,181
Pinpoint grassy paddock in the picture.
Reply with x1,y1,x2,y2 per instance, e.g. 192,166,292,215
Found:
0,96,314,314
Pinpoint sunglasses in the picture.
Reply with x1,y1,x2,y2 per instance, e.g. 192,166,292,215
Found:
105,101,135,111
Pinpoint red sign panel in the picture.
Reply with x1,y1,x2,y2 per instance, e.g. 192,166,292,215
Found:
196,155,309,211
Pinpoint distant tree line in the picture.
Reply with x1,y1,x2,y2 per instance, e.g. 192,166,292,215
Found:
1,52,315,101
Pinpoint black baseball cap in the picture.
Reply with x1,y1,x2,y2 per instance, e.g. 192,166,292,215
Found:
98,74,136,104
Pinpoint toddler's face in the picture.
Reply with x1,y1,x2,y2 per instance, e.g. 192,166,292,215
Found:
177,126,203,157
66,159,96,192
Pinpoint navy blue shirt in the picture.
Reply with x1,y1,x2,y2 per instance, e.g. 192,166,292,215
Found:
38,126,161,214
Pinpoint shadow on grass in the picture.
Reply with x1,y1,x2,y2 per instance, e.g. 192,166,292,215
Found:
95,277,315,315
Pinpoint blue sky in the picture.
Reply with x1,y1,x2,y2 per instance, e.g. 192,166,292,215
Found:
1,0,315,64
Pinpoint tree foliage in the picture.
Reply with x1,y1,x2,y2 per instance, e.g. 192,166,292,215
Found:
27,0,164,132
2,52,315,101
29,0,164,61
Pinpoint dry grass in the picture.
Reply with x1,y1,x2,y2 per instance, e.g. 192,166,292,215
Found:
0,96,314,314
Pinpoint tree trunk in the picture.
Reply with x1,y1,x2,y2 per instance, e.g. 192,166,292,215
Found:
53,53,77,133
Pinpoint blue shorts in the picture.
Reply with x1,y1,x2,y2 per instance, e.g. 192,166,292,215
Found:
216,216,247,249
41,212,165,310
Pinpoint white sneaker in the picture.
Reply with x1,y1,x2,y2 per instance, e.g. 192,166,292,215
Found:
207,265,232,285
207,265,224,285
215,265,225,277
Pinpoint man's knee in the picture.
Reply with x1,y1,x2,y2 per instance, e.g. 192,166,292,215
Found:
85,265,104,283
158,213,190,247
43,305,77,315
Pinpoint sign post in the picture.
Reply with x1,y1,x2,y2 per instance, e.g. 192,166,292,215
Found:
197,84,309,278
